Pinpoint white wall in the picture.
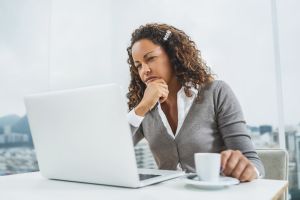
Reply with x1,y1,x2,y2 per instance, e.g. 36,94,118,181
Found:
278,0,300,125
0,0,50,116
49,0,112,90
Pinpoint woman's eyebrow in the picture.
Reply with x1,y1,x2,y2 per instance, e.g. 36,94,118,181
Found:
134,51,154,65
134,48,161,64
143,50,154,59
144,48,162,58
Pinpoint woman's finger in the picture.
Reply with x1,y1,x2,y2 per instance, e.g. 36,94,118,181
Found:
222,150,242,176
220,150,232,172
231,157,248,179
239,164,256,182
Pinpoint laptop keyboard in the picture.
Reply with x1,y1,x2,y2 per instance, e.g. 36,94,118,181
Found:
139,174,161,181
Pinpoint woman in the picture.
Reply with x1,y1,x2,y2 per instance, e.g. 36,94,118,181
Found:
126,23,265,182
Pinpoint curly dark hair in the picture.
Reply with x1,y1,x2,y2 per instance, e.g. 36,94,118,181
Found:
127,23,215,111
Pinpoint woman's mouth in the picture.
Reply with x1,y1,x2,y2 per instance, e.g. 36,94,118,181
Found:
145,76,159,84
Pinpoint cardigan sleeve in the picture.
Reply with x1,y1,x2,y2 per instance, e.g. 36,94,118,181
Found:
214,81,265,178
127,109,145,146
129,123,144,146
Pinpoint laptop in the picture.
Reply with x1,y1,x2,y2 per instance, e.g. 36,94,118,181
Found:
24,83,185,188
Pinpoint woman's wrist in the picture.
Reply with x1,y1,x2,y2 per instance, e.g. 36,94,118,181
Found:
134,102,150,117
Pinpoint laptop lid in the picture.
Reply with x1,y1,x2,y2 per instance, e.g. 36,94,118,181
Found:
24,84,141,187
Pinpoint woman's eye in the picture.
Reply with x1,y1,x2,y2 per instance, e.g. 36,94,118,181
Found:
147,56,156,61
136,64,142,69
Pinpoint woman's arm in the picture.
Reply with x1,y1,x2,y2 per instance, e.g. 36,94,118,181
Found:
127,109,145,145
128,78,169,145
214,81,265,181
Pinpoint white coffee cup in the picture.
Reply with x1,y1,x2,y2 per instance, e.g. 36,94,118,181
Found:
194,153,221,182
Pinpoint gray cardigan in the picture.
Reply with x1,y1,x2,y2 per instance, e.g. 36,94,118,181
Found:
130,80,265,176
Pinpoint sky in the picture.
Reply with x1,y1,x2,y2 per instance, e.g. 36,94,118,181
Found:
0,0,299,127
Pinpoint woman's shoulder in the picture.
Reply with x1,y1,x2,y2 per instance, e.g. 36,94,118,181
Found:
206,80,239,106
203,79,231,93
199,80,237,103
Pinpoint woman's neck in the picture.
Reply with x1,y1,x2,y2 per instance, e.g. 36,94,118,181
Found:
164,78,181,105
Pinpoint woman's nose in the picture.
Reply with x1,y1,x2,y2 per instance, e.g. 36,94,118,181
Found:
141,63,151,74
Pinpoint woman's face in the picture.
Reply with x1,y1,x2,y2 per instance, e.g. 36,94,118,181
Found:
131,39,174,85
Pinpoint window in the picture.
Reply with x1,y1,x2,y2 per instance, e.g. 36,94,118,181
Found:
0,0,50,175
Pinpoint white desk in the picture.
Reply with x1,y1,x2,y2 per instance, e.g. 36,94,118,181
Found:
0,172,288,200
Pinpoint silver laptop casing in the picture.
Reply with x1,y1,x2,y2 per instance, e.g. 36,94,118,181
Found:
24,84,184,188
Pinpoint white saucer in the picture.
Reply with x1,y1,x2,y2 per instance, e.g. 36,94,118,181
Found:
184,175,240,189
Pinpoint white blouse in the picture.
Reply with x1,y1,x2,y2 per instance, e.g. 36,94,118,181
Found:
127,86,198,139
